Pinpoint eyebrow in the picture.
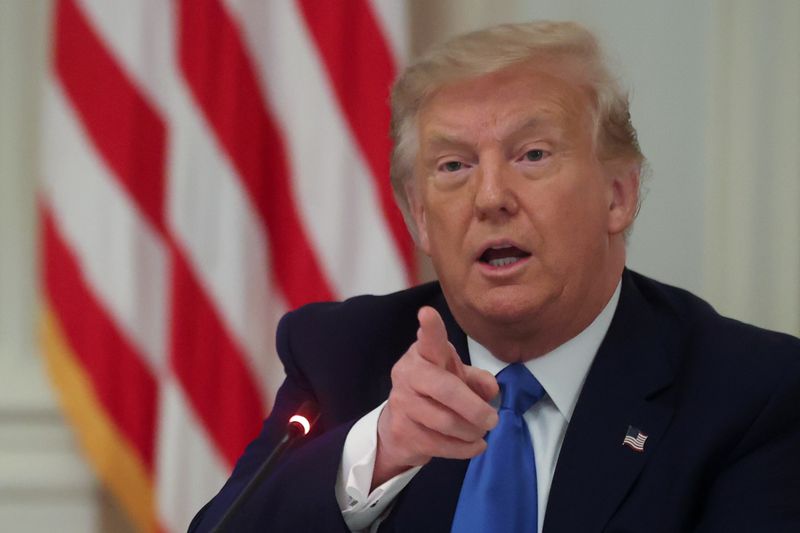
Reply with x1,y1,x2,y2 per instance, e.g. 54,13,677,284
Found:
511,117,544,133
423,132,471,152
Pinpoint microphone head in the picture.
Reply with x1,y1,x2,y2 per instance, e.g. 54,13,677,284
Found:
287,400,319,436
288,414,311,435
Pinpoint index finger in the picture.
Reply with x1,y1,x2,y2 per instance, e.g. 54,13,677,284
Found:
417,306,465,380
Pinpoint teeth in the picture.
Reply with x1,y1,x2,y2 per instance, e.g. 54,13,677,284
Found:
488,257,520,267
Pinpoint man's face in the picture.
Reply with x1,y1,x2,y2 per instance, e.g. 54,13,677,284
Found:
408,64,637,353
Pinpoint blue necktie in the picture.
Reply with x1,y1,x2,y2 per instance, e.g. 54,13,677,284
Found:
451,363,545,533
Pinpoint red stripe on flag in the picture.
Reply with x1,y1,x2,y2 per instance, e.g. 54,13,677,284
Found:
42,208,158,469
296,0,416,280
168,243,266,465
53,0,167,233
178,0,335,307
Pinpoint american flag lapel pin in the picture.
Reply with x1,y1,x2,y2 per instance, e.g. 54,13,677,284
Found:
622,425,648,452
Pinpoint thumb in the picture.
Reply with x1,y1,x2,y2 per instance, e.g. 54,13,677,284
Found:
463,366,499,403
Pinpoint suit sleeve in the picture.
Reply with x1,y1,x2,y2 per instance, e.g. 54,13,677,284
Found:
694,364,800,533
189,310,354,532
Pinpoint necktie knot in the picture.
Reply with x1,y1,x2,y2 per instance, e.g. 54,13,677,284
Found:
497,363,545,415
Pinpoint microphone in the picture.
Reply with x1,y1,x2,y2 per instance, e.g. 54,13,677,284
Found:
210,400,320,533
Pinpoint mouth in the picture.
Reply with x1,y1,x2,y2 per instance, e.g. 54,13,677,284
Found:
477,243,532,269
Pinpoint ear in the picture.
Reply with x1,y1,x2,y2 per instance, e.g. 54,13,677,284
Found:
404,180,431,255
606,162,640,235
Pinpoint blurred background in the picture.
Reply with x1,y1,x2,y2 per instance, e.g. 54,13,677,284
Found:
1,0,797,531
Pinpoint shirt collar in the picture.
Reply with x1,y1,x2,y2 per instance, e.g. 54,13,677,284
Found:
467,281,621,422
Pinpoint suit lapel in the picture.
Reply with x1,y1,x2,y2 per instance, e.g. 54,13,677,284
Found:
543,271,680,533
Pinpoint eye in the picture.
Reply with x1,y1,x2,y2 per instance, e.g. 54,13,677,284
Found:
440,161,464,172
523,149,546,162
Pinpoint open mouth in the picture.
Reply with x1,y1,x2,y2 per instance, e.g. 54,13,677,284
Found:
478,244,532,268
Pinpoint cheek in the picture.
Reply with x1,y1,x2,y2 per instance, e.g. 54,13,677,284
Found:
529,175,609,248
427,217,464,261
425,192,473,243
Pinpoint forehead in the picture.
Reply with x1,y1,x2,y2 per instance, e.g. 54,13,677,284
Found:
417,63,594,143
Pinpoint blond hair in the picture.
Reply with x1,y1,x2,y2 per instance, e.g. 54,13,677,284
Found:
390,21,644,227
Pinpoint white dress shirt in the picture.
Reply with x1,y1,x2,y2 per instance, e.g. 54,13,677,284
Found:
335,283,621,532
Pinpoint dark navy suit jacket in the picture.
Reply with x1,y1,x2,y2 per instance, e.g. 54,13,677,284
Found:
190,270,800,532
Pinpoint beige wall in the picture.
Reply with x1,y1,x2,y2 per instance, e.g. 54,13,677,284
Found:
0,1,97,531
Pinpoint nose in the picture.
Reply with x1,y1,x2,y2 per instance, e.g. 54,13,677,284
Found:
473,160,519,222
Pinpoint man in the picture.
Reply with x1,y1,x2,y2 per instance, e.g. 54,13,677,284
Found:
190,21,800,532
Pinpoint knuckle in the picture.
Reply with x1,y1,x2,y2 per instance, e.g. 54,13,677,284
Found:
391,343,425,382
387,420,405,444
386,392,400,413
386,392,411,423
390,359,412,384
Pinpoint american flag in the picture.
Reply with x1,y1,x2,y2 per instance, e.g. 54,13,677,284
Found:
622,425,648,452
39,1,412,531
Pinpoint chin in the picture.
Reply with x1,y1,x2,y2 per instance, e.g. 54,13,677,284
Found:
468,285,551,326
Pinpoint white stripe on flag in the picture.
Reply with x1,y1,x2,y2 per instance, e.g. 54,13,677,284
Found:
165,70,280,400
369,0,410,60
41,79,168,377
75,0,174,116
225,0,408,298
156,376,230,532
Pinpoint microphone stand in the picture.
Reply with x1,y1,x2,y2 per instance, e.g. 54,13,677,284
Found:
210,401,319,533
